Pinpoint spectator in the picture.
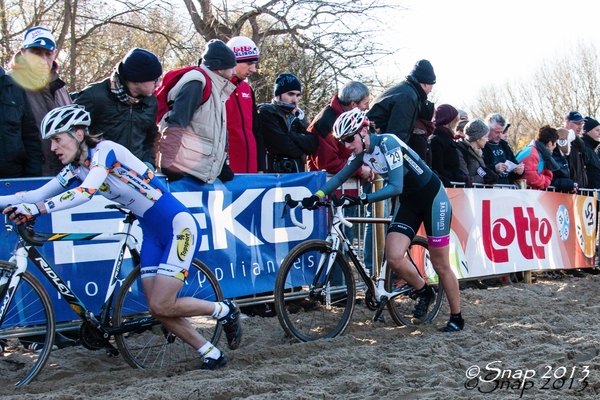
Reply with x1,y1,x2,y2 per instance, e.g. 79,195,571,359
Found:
0,66,42,178
580,117,600,188
7,26,72,176
156,39,237,183
429,104,467,187
515,126,560,190
482,113,524,184
306,81,373,182
75,48,162,170
564,111,588,188
258,73,317,173
455,119,468,140
225,36,266,173
457,119,498,185
550,128,578,193
367,59,436,160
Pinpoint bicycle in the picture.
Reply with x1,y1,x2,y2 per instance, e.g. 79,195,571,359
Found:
0,204,223,386
273,194,444,342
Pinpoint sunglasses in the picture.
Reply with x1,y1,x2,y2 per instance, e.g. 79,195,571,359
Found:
340,133,358,144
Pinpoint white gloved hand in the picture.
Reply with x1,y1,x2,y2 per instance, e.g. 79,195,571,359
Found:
8,203,40,225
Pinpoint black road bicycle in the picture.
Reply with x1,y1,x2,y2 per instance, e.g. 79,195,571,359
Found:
0,204,223,386
274,194,444,342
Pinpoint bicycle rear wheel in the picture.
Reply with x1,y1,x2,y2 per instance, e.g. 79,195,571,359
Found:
0,265,56,386
113,259,223,369
385,236,445,326
274,240,355,342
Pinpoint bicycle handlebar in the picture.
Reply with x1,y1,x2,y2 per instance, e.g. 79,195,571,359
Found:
283,194,352,229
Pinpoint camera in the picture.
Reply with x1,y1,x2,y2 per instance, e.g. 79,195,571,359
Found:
273,158,299,173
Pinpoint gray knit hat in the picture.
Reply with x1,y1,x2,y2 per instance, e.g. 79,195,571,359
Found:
465,119,490,142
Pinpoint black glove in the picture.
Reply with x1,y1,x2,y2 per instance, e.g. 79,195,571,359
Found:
218,163,234,183
162,165,184,182
478,166,499,184
340,195,363,207
301,195,320,210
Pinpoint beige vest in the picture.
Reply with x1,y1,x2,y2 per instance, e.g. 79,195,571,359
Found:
159,66,235,183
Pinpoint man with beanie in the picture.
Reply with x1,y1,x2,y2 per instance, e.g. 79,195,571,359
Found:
367,59,436,160
156,39,237,183
225,36,266,173
76,48,162,169
8,26,72,176
257,73,317,173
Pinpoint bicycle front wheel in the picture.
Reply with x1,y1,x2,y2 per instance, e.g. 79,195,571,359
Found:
274,240,355,342
113,259,223,369
0,266,56,386
385,236,445,326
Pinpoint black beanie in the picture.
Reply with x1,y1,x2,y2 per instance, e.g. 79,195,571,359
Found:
118,48,162,83
410,59,436,85
202,39,237,71
274,73,302,96
584,117,600,133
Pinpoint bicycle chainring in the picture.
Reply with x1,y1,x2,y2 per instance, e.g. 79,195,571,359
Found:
79,323,108,350
364,289,380,311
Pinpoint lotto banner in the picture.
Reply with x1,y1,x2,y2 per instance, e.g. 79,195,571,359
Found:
0,172,327,324
446,188,596,279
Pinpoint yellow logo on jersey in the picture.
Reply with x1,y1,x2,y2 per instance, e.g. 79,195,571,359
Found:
176,228,192,261
99,182,110,192
60,191,74,202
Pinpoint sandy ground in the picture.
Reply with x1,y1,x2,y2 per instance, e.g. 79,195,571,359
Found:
1,273,599,400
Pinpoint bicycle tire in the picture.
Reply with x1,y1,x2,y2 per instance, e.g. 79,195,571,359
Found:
385,236,445,326
0,265,56,386
274,239,355,342
113,259,223,369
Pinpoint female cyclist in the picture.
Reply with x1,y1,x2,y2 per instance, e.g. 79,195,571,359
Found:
0,104,242,368
302,108,464,332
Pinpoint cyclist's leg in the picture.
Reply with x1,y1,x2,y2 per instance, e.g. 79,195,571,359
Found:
428,245,460,314
385,231,424,289
140,210,241,356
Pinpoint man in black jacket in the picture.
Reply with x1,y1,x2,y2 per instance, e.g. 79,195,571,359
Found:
75,48,162,170
0,66,42,178
367,59,436,160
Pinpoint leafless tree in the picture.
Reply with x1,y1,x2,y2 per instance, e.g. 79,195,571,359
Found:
469,42,600,152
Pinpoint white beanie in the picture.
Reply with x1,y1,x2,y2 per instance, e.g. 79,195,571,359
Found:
226,36,259,62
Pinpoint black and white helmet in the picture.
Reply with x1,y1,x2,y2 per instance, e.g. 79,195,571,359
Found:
332,108,369,139
40,105,91,140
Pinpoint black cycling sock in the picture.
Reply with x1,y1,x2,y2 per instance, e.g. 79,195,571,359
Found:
449,313,464,328
415,283,429,295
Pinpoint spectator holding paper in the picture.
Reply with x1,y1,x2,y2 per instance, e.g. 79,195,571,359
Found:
481,113,524,185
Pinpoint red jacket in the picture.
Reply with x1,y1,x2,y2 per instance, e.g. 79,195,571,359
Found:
226,77,265,173
515,141,552,189
307,95,363,195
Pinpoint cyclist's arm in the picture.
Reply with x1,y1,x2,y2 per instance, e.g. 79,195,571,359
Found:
39,149,114,214
0,165,79,209
367,135,405,203
315,154,364,198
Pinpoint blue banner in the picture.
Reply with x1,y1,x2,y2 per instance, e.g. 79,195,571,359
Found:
0,172,327,323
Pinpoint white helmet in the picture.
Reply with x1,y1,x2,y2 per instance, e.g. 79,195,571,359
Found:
333,108,369,139
40,105,91,140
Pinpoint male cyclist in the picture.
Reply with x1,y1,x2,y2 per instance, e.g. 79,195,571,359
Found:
302,108,464,332
0,104,242,368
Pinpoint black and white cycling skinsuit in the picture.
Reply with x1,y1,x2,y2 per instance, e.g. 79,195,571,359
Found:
0,140,200,280
318,133,452,247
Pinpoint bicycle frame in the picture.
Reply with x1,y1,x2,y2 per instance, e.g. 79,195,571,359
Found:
0,207,141,337
290,199,417,307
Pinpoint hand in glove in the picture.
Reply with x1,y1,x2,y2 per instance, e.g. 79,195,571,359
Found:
161,165,185,182
7,203,40,225
477,166,499,184
340,195,364,207
301,195,320,210
218,163,234,183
